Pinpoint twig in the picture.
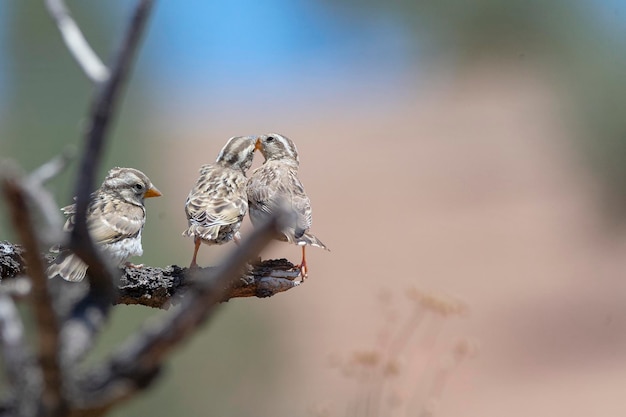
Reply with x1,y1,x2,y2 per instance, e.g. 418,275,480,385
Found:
70,0,155,297
21,148,75,245
1,175,65,415
74,212,289,410
44,0,110,83
26,147,76,186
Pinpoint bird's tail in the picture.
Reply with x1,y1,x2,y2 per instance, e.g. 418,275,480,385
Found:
297,232,330,251
46,252,88,282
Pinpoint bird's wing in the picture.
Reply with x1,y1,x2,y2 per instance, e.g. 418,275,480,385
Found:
248,163,312,236
86,195,145,244
246,165,277,216
185,170,247,227
285,169,313,237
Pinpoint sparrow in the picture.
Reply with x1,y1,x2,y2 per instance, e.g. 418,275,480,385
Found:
183,135,257,268
246,133,328,278
46,167,162,282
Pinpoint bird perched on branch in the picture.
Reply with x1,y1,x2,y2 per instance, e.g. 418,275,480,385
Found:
47,167,162,282
246,133,328,278
183,135,257,268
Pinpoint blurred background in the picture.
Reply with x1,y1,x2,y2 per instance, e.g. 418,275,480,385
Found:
4,1,626,416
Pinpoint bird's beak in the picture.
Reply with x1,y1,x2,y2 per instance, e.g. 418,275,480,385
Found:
144,186,162,198
254,138,263,151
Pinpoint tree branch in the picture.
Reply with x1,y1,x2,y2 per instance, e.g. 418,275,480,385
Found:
1,172,65,416
70,0,154,298
73,213,292,411
21,148,74,247
0,242,26,281
44,0,110,83
0,241,302,308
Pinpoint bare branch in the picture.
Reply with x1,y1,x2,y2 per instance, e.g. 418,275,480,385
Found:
74,213,292,410
21,148,75,245
0,242,26,281
44,0,110,83
1,173,66,415
26,147,76,186
71,0,155,297
0,241,303,306
117,258,301,308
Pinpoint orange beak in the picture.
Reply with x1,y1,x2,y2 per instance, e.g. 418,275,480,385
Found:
144,185,162,198
254,138,263,151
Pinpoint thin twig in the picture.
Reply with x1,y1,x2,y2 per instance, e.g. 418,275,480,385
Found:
1,175,65,415
70,0,155,297
26,147,76,186
75,212,289,410
44,0,110,83
21,148,75,245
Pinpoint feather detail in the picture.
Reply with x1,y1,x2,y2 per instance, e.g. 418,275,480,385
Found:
247,133,328,251
47,167,159,282
47,253,88,282
183,136,255,248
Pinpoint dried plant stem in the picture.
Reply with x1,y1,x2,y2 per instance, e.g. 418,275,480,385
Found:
70,0,154,297
44,0,110,83
2,175,65,415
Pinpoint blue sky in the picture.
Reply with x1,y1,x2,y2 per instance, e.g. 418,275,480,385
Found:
142,0,413,95
0,1,413,103
3,1,626,108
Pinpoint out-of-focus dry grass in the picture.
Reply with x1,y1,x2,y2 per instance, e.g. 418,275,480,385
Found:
135,62,626,417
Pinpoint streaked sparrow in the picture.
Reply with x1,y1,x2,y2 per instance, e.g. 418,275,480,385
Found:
47,167,162,282
183,135,256,268
246,133,328,278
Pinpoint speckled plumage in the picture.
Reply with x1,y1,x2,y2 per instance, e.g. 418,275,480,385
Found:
246,133,328,277
47,167,161,282
183,135,256,267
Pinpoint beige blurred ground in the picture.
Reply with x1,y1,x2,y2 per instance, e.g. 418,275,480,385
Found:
134,64,626,417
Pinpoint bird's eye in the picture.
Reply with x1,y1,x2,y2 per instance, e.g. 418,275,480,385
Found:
134,183,144,191
266,136,275,142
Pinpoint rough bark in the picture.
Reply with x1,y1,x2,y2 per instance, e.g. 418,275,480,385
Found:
0,241,302,309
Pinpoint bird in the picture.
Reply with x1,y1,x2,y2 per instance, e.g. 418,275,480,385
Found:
183,135,257,268
246,133,328,278
47,167,162,282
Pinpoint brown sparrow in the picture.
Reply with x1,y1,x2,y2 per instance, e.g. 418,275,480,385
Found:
183,135,256,268
246,133,328,278
47,167,162,282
